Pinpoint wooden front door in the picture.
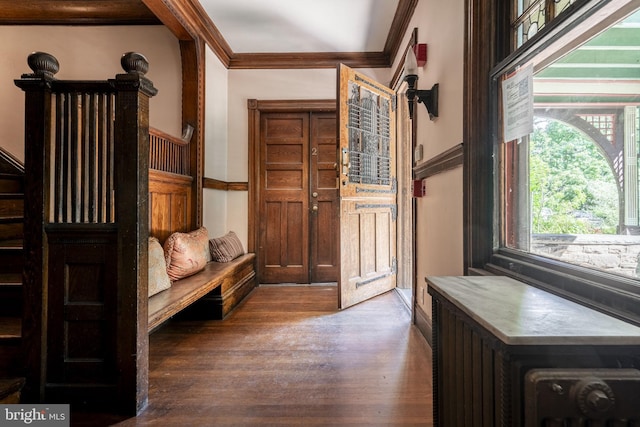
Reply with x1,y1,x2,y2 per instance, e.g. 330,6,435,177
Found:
310,113,339,283
259,111,338,284
337,64,397,309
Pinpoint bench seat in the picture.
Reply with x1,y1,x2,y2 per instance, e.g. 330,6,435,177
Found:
148,253,256,333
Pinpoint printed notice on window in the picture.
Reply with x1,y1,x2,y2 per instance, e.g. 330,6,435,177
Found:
502,64,533,142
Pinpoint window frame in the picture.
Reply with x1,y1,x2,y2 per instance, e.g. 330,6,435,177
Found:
464,0,640,326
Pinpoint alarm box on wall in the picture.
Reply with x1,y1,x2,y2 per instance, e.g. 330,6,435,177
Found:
412,179,426,197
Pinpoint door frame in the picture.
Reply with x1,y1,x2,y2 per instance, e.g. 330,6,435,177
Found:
395,79,416,317
389,30,419,322
247,99,336,283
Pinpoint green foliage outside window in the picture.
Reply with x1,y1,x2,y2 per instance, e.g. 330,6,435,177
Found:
530,118,619,234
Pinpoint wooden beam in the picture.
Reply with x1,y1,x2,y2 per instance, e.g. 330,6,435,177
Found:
144,0,232,65
141,0,192,40
178,39,205,228
0,0,159,25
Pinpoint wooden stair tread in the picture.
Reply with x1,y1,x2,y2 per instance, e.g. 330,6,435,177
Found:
0,273,21,284
0,240,22,249
0,377,25,401
0,216,23,224
0,317,21,338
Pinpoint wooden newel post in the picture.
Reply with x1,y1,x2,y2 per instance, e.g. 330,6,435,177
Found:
14,51,60,404
110,52,158,414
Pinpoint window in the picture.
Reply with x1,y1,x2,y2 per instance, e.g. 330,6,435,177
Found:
502,8,640,279
485,0,640,324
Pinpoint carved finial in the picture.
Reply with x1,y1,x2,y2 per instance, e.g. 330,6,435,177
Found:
121,52,149,76
27,52,59,78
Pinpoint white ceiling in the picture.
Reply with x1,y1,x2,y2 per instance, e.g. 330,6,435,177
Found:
198,0,400,53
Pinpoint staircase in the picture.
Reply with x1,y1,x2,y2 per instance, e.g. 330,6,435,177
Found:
0,147,25,403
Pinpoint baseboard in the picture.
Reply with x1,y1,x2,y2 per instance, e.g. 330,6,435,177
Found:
414,303,432,348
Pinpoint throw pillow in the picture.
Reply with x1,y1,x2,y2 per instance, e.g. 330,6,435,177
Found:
148,236,171,297
164,227,211,281
209,231,245,263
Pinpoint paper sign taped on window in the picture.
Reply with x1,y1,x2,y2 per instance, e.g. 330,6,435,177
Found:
502,64,534,142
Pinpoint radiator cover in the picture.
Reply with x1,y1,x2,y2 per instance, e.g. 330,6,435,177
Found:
427,276,640,427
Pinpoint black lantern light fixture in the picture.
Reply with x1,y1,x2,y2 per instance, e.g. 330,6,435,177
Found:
404,45,439,121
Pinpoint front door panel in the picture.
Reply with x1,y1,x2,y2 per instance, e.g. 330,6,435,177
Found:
260,113,309,283
310,113,339,283
337,64,397,309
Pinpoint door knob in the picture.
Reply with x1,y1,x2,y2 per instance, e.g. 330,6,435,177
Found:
312,192,318,198
312,205,318,211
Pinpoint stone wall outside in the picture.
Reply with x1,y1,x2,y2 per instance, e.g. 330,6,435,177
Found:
532,234,640,278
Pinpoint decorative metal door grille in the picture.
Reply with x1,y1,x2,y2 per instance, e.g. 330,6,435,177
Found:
347,82,391,185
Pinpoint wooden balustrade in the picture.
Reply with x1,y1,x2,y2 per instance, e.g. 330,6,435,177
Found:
149,127,190,175
51,87,116,224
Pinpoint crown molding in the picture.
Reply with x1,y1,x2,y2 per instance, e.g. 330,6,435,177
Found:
385,0,420,63
229,51,391,70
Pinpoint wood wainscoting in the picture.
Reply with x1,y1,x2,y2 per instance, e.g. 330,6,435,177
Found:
203,177,248,191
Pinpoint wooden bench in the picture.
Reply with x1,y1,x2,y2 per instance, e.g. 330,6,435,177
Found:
146,130,257,333
148,253,256,333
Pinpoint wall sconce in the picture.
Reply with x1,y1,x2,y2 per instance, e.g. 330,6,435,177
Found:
404,46,439,121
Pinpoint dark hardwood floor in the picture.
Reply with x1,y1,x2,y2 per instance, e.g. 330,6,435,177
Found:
73,285,433,426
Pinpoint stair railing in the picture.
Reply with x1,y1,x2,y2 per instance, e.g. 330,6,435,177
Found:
15,51,157,414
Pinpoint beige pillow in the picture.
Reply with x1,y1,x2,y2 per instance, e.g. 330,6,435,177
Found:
209,231,245,263
164,227,211,281
148,237,171,297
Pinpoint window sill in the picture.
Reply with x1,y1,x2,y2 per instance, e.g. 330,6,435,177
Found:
487,248,640,327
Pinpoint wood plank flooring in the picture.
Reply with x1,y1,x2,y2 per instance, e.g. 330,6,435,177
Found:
73,286,433,426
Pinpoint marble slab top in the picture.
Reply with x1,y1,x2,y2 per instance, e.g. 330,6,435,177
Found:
426,275,640,346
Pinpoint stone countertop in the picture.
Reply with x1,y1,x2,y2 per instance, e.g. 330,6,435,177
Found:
426,275,640,346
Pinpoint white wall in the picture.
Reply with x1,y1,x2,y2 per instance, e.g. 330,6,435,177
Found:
0,26,182,161
202,46,230,240
392,0,465,318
